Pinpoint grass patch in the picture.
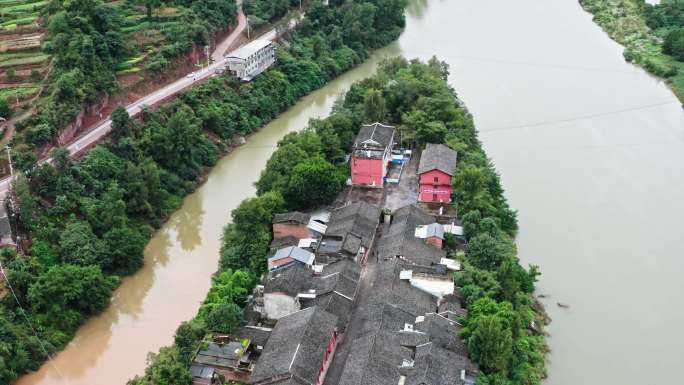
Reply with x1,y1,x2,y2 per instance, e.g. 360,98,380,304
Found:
116,55,145,71
0,53,49,67
0,0,35,6
0,15,37,26
0,85,39,100
1,0,47,13
116,66,141,75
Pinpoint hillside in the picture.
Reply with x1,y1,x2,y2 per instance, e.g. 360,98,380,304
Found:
0,0,50,113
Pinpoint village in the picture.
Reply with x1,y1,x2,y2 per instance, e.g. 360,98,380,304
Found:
187,122,478,385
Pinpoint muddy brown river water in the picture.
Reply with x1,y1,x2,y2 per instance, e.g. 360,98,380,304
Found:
15,1,684,384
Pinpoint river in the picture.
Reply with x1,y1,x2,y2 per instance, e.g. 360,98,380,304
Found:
15,0,684,384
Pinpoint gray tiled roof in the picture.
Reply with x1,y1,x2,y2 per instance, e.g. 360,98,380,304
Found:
190,364,215,379
273,212,311,225
317,272,357,299
300,270,359,329
194,341,244,368
233,326,273,348
418,143,458,176
270,235,300,249
377,205,445,265
264,264,314,296
321,259,361,282
338,330,413,385
325,201,380,249
353,123,395,150
403,342,470,385
251,307,338,385
311,290,354,329
368,259,438,319
415,313,468,356
339,330,470,385
342,233,363,255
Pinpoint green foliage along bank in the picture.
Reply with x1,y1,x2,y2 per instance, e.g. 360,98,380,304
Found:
580,0,684,104
0,0,408,383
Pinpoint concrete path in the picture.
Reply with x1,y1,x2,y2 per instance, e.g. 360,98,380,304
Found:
212,0,247,62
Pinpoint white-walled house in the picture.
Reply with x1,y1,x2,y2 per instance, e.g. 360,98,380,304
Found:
225,39,275,81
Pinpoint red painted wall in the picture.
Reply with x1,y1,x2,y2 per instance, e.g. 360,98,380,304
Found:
419,169,453,203
315,331,338,385
426,236,443,249
351,156,384,187
272,223,310,240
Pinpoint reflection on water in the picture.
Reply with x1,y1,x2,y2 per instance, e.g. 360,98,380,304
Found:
170,191,205,252
406,0,429,18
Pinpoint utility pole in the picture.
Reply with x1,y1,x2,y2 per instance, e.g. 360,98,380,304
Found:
6,146,14,189
204,45,210,67
5,145,18,251
247,17,251,39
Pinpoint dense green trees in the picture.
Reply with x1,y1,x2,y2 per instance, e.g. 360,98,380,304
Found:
664,27,684,60
644,0,684,60
128,346,193,385
284,156,346,209
0,99,11,119
244,0,294,26
27,264,117,330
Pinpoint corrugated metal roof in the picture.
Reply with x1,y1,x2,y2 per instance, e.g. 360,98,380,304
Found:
226,39,273,60
268,246,315,270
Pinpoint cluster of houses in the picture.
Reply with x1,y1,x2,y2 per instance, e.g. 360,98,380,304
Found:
350,123,458,204
225,39,276,81
189,123,475,385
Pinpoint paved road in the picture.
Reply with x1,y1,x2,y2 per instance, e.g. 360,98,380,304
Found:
212,0,246,62
0,2,298,197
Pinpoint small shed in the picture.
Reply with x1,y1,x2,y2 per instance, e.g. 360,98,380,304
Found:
267,246,315,271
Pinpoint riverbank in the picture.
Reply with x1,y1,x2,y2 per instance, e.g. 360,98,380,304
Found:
2,2,409,384
580,0,684,104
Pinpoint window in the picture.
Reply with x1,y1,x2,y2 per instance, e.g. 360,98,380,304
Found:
433,194,438,201
433,176,439,183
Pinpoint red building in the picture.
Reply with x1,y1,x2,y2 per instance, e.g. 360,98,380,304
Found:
272,211,311,241
418,143,458,203
350,123,395,188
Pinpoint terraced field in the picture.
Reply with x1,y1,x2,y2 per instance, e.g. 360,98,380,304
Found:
115,5,189,77
0,0,49,110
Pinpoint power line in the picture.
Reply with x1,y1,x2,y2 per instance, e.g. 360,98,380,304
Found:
404,49,639,75
479,100,680,134
0,260,70,385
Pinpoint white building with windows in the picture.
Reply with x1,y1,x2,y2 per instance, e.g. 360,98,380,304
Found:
225,39,275,81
